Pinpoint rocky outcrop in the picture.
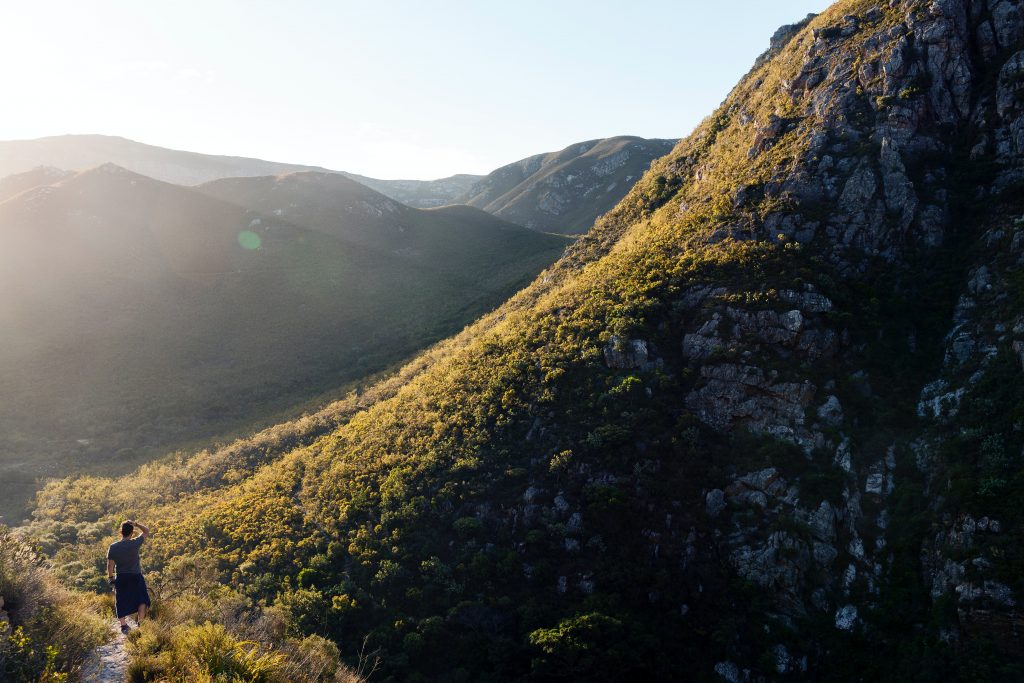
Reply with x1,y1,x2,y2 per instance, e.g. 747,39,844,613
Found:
670,3,1024,669
603,336,652,369
685,363,815,437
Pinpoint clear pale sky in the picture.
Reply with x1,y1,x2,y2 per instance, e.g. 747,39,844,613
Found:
1,1,829,179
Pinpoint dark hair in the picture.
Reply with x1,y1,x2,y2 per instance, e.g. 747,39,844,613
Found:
120,521,134,537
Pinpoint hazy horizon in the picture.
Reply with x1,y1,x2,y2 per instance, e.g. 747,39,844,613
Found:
2,1,827,179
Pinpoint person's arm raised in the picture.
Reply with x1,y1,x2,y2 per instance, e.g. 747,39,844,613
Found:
129,520,150,538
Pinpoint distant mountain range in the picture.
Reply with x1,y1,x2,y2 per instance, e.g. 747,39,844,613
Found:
0,163,567,520
344,172,483,209
0,134,330,185
1,134,676,233
458,136,677,233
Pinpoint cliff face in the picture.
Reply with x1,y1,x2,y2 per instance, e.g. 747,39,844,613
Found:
657,0,1024,670
30,1,1024,680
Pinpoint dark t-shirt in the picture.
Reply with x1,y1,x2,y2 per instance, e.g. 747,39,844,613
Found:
107,535,145,574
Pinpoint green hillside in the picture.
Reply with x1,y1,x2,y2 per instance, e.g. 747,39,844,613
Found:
0,166,568,523
26,0,1024,680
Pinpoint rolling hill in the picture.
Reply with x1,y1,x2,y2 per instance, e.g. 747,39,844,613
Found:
343,172,483,208
0,134,480,206
0,165,73,202
196,171,539,278
0,164,568,522
457,136,677,233
0,135,675,237
0,134,332,186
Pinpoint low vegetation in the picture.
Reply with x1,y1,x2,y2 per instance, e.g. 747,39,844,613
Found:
124,589,371,682
19,0,1024,680
0,168,569,523
0,528,106,682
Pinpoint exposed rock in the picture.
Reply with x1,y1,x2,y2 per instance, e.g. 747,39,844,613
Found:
714,661,743,683
706,489,727,518
816,395,844,427
682,316,725,360
603,335,649,369
771,644,791,674
956,581,1017,607
835,604,858,631
917,379,964,418
834,438,853,472
808,501,838,542
813,541,839,566
685,363,815,438
522,486,544,504
778,289,833,313
731,530,810,593
864,456,894,497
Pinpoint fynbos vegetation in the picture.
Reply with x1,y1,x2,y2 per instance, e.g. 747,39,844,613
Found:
10,0,1024,680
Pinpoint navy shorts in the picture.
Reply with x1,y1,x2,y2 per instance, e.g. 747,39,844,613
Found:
114,573,151,618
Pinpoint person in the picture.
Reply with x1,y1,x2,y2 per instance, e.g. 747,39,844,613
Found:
106,519,151,634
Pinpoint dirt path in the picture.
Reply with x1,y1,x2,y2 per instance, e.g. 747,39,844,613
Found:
80,620,128,683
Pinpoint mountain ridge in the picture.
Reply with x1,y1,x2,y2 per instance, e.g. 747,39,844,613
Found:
0,134,676,235
0,162,568,522
457,135,678,233
27,0,1024,680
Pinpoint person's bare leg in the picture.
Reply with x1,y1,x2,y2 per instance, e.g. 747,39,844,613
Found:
137,603,147,624
119,616,127,626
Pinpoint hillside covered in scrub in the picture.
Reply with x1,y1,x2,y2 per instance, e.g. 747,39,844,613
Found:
0,165,567,523
25,0,1024,680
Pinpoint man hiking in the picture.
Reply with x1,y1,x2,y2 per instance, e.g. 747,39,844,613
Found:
106,519,151,634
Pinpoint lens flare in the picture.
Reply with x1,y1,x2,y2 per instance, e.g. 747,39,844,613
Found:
237,230,262,249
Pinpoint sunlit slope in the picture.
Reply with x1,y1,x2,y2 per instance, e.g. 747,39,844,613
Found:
34,0,1024,680
0,165,567,521
458,136,677,233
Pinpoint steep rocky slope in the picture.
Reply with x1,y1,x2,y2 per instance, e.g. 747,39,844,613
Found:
31,0,1024,680
458,136,677,234
0,166,566,523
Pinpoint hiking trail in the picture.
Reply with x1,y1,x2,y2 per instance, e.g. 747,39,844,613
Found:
80,620,128,683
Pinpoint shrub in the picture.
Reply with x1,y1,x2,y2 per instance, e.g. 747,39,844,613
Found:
0,528,105,681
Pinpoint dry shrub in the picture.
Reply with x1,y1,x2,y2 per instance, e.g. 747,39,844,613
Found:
0,527,106,681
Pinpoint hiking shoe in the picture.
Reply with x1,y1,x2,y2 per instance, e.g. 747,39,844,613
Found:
120,624,130,635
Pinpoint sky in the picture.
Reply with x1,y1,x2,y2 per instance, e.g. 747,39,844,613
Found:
0,1,829,179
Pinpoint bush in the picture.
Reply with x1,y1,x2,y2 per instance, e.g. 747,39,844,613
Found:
529,612,632,681
126,593,363,683
0,528,106,681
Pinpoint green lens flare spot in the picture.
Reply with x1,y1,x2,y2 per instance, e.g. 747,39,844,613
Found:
237,230,262,250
